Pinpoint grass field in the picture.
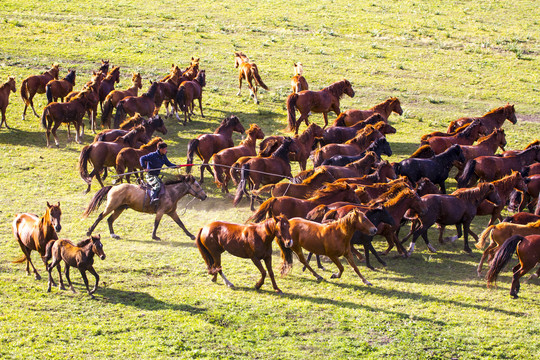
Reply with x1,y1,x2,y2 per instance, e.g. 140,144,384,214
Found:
1,1,539,358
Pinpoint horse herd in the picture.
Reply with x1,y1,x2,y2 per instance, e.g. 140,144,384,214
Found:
7,56,540,299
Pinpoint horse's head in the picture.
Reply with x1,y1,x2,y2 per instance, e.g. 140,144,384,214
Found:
90,234,106,260
377,160,396,180
110,66,121,83
133,72,143,89
195,70,206,87
449,144,466,163
342,79,355,98
351,208,377,236
511,171,528,193
390,97,403,116
496,128,507,151
377,138,393,157
374,122,397,136
149,115,167,135
234,52,243,68
46,201,62,233
228,115,245,134
272,216,293,248
247,124,265,140
410,192,428,216
99,59,110,73
483,183,502,206
505,104,517,124
415,177,441,196
7,76,16,93
307,123,324,138
184,175,208,201
367,204,395,227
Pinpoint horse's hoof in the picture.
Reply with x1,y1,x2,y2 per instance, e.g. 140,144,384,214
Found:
427,244,438,253
189,235,195,240
227,283,235,288
316,276,323,283
111,234,120,240
364,280,373,286
464,247,473,254
152,236,161,241
35,274,41,280
330,274,339,279
59,285,66,290
477,272,483,278
275,289,283,295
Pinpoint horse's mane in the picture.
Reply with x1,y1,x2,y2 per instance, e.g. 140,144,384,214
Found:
346,151,376,168
308,182,351,201
514,145,540,157
303,168,329,185
475,129,499,144
370,97,398,111
121,125,144,144
63,70,76,83
435,144,462,160
76,238,92,248
0,77,14,89
243,124,261,140
143,82,159,98
119,113,144,129
215,115,239,133
457,119,482,138
270,138,293,162
298,123,321,142
369,186,415,208
491,171,521,193
484,104,512,116
373,121,395,134
194,70,206,86
235,51,249,61
346,125,376,144
140,137,163,150
105,66,120,80
527,220,540,228
164,174,195,185
324,79,351,99
525,140,540,149
451,182,492,201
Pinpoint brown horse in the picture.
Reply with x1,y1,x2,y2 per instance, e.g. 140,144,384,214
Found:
20,64,60,119
234,52,269,104
41,90,93,147
98,66,120,112
94,114,167,144
45,70,76,103
501,140,540,157
0,76,16,129
83,175,207,240
66,71,105,133
258,123,324,171
458,129,507,162
195,216,293,293
447,104,517,133
279,209,377,284
332,97,403,127
78,126,146,193
287,79,355,134
212,124,265,193
12,202,62,280
422,119,488,154
175,70,206,124
101,72,143,128
113,81,159,127
186,115,245,183
486,234,540,298
248,182,362,222
291,62,308,93
316,151,378,180
115,137,163,183
154,65,184,119
44,235,106,299
319,113,386,146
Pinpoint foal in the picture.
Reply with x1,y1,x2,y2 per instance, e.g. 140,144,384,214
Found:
0,76,16,129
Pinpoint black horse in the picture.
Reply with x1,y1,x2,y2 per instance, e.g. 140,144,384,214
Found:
320,137,393,166
393,144,465,194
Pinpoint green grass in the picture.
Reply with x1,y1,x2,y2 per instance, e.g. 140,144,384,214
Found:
1,0,540,359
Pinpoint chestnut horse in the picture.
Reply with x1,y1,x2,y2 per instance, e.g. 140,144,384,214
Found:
234,51,269,104
20,63,60,119
195,216,293,293
486,234,540,298
115,137,163,183
287,79,355,134
113,81,159,127
175,70,206,124
45,235,106,299
212,124,265,193
101,72,142,128
83,175,207,241
12,202,62,280
154,65,184,119
332,97,403,127
501,140,539,157
0,76,16,129
94,114,167,144
98,66,120,112
321,136,393,166
66,71,105,133
279,209,377,284
291,62,308,93
421,119,487,154
319,113,386,146
186,115,245,183
46,69,76,103
447,104,517,133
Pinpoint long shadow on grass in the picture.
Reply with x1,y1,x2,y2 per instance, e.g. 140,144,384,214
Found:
98,287,206,313
0,127,93,151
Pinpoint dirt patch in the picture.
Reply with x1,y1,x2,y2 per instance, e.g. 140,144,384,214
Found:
519,114,540,123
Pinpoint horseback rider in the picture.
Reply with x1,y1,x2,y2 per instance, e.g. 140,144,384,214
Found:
139,142,181,206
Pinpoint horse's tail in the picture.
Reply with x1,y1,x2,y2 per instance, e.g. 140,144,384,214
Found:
233,163,250,206
175,85,187,112
476,225,495,249
101,98,114,128
286,93,298,132
82,185,112,218
252,65,269,90
78,145,93,185
185,138,199,174
195,228,219,275
251,183,275,197
44,239,57,263
113,102,126,129
20,79,30,105
247,196,276,223
40,106,50,129
457,159,477,188
45,83,53,104
275,237,294,276
486,235,522,286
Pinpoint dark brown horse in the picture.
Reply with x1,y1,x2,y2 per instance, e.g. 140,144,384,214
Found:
98,66,120,112
195,216,293,293
175,70,206,124
20,64,60,119
234,52,269,104
287,79,355,134
101,72,143,128
12,202,62,280
0,76,16,129
41,90,93,147
186,115,245,183
45,235,106,299
113,81,160,127
486,234,540,298
115,137,163,183
46,69,76,103
83,175,207,240
447,104,517,133
154,65,184,119
422,119,487,154
332,97,403,126
78,126,146,193
291,62,308,93
212,124,265,193
279,209,377,284
66,71,105,133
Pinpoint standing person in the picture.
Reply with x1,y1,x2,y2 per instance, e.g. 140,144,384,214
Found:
139,142,181,206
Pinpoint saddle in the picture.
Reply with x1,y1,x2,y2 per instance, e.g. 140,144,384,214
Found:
138,179,166,207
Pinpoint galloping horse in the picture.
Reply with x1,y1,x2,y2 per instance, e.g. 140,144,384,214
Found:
279,209,377,284
321,136,393,166
252,168,336,199
447,104,517,133
501,140,539,157
115,137,163,183
94,114,167,143
21,64,60,119
12,202,62,280
101,72,142,128
287,79,355,134
186,115,245,183
291,62,308,93
0,76,16,129
66,71,104,133
113,81,159,127
98,66,120,112
196,216,293,293
45,235,106,298
486,234,540,298
332,97,403,126
45,69,76,103
154,65,183,119
458,129,507,163
83,175,207,241
320,113,386,145
212,124,265,193
175,70,206,124
234,52,269,104
422,119,487,154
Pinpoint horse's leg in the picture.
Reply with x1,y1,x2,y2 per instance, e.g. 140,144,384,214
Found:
294,249,323,282
167,211,195,240
462,222,473,253
16,240,40,279
87,211,106,236
46,258,59,292
65,265,76,293
237,74,243,96
87,266,99,294
51,124,61,147
198,97,204,117
477,242,498,277
79,269,95,299
251,257,267,290
350,245,365,262
262,255,282,293
74,123,81,144
439,181,446,194
302,252,325,272
30,96,39,118
343,252,372,286
510,266,531,298
106,206,127,240
55,263,65,290
211,253,234,287
365,241,387,269
322,112,329,129
1,109,8,129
